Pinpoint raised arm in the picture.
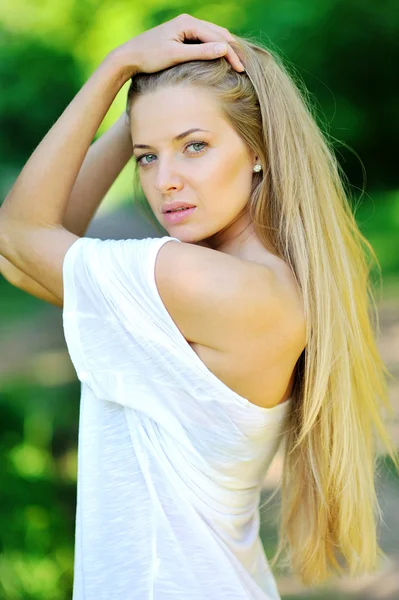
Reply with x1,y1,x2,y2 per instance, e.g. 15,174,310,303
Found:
62,111,132,237
1,112,133,302
0,14,244,305
0,253,61,306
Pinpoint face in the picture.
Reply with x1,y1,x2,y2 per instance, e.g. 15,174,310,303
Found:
129,85,259,252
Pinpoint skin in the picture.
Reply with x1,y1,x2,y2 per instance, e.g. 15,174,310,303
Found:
130,85,274,260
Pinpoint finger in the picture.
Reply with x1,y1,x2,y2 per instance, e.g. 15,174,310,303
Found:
175,40,242,71
196,20,245,68
217,40,245,72
178,22,245,72
198,19,237,45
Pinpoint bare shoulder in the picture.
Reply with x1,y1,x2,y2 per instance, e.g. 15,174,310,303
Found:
154,240,306,354
266,255,306,335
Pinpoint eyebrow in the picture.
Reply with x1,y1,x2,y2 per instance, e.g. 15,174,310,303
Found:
132,128,211,151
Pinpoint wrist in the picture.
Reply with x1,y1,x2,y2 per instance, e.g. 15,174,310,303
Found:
116,112,133,149
106,45,140,85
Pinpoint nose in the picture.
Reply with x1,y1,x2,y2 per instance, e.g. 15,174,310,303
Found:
154,158,184,194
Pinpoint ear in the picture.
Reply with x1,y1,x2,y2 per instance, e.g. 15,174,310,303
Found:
246,147,258,167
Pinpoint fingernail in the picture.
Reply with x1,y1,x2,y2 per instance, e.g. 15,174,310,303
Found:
214,43,227,56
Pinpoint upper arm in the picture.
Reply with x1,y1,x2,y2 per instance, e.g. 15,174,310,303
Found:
0,222,80,308
154,241,287,353
14,273,64,307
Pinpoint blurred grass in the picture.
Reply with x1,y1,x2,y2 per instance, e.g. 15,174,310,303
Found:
0,377,79,600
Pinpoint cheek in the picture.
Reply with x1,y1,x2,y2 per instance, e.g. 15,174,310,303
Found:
138,177,156,210
198,147,232,178
138,173,153,197
207,150,251,196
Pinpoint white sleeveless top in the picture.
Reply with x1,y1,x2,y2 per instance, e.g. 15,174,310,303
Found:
62,235,292,600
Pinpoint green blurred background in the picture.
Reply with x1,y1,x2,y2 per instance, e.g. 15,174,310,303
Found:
1,1,399,598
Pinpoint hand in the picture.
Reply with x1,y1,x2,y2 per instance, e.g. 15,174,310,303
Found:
113,13,245,81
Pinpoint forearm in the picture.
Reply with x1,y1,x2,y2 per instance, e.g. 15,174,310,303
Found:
62,112,133,237
0,51,132,237
0,112,133,287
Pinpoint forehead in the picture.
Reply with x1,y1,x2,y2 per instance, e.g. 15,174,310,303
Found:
130,85,225,140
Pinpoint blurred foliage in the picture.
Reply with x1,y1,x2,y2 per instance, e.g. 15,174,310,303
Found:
1,0,399,191
0,378,79,599
1,1,399,599
0,28,83,167
355,189,399,286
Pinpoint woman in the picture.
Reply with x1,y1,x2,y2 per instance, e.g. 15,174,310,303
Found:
0,13,398,600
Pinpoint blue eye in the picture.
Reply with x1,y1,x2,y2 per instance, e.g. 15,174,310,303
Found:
136,154,156,166
134,141,208,166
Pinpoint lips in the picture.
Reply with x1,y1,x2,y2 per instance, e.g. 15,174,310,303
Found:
163,206,196,223
162,202,196,213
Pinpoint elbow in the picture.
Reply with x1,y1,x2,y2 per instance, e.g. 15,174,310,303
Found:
0,254,23,288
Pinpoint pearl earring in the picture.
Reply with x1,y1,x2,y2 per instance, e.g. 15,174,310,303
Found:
253,164,262,173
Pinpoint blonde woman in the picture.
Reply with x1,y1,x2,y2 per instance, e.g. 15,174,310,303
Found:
0,13,398,600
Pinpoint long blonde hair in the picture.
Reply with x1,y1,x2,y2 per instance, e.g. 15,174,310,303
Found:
126,37,399,586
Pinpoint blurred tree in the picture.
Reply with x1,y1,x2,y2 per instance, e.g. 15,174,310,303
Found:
1,0,399,192
0,26,83,197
